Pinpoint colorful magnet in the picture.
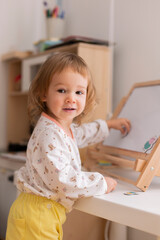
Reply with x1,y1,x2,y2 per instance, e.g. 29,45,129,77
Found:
123,191,138,196
143,136,158,153
98,161,112,166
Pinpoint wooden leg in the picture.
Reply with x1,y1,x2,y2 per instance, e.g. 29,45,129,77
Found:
108,222,127,240
136,144,160,191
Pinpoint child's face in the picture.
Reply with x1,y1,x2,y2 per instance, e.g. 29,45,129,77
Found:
43,68,88,128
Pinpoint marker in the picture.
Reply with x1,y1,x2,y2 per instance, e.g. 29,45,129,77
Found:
52,6,59,18
122,125,128,138
43,1,48,7
59,10,65,19
46,9,52,18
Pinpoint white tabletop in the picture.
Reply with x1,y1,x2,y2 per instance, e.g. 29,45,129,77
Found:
74,169,160,236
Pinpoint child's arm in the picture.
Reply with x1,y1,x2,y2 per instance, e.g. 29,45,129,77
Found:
107,118,131,135
72,120,109,148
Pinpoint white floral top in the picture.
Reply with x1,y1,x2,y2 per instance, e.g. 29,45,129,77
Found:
16,112,109,212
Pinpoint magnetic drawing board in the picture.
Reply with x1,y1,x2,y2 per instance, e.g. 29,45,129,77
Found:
103,83,160,154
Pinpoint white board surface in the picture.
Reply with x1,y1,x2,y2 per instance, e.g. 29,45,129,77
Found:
103,85,160,153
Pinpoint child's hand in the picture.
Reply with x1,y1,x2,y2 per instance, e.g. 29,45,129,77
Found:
107,118,131,135
105,177,117,193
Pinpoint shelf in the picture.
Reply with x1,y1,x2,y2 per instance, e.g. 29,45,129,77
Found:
9,91,28,97
2,51,32,61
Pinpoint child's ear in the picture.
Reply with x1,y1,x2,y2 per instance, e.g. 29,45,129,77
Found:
42,95,46,102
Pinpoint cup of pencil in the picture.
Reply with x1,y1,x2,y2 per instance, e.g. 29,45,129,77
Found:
45,5,65,39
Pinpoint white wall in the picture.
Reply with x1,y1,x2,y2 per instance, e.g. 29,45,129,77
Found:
0,0,46,150
63,0,110,40
113,0,160,109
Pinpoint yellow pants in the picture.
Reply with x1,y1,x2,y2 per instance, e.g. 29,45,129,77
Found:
6,192,66,240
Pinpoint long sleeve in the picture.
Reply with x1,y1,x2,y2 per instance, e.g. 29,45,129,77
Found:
32,127,107,200
71,119,109,148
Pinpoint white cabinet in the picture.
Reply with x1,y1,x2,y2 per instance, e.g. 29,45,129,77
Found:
22,54,51,91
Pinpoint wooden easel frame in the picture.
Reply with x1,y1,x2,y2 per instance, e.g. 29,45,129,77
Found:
86,80,160,191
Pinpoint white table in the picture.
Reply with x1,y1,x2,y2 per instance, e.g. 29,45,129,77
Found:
74,169,160,238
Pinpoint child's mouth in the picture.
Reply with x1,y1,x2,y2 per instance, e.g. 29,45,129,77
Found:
63,108,76,111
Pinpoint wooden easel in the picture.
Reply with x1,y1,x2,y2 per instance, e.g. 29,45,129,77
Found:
85,80,160,191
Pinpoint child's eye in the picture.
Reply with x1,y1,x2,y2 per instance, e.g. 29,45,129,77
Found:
57,89,66,93
76,91,83,95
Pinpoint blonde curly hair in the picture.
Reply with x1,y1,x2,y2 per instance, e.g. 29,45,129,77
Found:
28,52,97,126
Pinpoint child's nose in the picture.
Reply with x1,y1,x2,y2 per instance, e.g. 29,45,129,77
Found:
66,93,76,103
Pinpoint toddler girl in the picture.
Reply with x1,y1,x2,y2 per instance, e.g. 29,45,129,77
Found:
6,52,130,240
